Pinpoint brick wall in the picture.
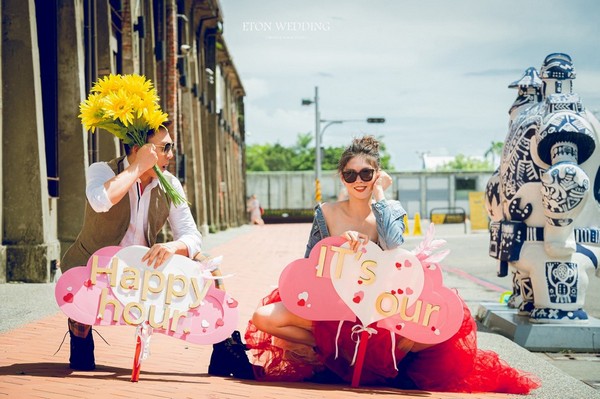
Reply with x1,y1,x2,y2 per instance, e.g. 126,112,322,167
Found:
165,0,178,143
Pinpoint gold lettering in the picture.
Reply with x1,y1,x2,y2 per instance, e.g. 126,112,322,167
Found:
170,309,188,332
189,278,212,309
123,302,145,325
91,255,119,287
164,274,189,305
140,270,165,301
422,303,440,326
359,260,377,285
120,267,140,290
375,292,398,317
315,246,327,277
148,305,170,329
330,246,354,279
98,287,123,322
398,296,422,323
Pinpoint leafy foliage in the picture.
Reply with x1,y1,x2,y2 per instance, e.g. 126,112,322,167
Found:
436,154,493,171
246,133,394,171
484,141,504,167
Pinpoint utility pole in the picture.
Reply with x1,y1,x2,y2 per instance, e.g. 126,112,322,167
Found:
314,87,321,191
302,86,385,203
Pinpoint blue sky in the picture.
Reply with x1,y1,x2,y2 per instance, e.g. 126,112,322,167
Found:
219,0,600,171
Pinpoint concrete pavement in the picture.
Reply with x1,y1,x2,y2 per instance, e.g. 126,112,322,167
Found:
0,222,599,398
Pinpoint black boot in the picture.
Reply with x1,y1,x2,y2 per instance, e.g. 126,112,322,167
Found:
208,330,254,379
230,330,246,348
69,326,95,371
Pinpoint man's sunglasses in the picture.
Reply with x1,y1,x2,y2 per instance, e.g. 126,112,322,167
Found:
155,143,176,154
342,168,375,183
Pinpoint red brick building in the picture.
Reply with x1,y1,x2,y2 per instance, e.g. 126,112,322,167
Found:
0,0,246,282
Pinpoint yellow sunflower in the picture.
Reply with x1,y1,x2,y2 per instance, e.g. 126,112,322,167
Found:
103,88,135,127
145,108,169,131
91,74,123,96
78,93,106,132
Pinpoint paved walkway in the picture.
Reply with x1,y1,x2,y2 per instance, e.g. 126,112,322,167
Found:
0,224,599,398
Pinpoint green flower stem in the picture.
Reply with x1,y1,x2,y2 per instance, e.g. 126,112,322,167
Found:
153,164,188,207
129,130,188,208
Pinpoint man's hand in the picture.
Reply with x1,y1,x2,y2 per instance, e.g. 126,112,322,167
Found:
142,243,176,269
134,143,159,174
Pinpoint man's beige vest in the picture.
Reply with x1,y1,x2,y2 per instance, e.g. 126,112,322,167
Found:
61,156,171,272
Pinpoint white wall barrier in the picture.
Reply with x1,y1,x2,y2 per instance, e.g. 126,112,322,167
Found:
246,170,492,218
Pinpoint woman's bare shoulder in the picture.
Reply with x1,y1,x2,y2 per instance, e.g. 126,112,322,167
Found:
321,200,346,217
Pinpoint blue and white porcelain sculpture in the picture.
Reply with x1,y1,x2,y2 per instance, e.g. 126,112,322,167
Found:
485,53,600,323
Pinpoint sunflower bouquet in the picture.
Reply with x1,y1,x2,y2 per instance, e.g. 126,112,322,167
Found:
79,74,187,207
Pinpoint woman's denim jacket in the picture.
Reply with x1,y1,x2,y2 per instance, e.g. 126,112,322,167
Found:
304,199,407,258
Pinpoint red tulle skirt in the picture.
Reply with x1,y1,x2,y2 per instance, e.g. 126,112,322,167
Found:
245,289,540,394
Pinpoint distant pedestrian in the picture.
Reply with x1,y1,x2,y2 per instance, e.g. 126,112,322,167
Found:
247,194,265,225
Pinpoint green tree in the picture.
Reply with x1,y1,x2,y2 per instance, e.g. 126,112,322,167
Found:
245,144,269,171
246,134,394,171
437,154,493,171
321,146,345,170
290,132,314,170
484,141,504,166
246,143,295,171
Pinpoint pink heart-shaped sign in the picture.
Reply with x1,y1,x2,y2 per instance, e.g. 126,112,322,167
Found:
55,245,238,345
55,246,123,326
280,237,464,345
279,237,355,322
377,257,464,344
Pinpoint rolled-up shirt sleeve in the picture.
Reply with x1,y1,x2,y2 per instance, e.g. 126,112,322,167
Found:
372,199,407,250
165,173,203,258
86,162,116,213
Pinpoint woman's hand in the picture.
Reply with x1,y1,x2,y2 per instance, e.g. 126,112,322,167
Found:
342,230,369,252
142,243,177,269
373,170,392,201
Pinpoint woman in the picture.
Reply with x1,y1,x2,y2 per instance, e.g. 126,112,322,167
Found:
247,194,265,225
244,136,540,394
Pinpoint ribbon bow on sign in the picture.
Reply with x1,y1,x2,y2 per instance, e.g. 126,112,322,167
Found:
349,324,378,366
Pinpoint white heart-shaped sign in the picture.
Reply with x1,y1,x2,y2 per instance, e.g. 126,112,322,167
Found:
329,241,424,326
112,246,206,319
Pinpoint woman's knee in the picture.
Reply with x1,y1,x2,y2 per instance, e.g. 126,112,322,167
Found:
252,305,274,332
252,302,294,332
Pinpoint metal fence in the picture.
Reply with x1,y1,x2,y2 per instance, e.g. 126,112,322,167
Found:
246,170,493,218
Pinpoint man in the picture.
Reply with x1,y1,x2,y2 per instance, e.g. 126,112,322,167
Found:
61,123,203,370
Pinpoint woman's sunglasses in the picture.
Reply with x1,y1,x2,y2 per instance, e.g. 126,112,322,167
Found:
342,168,375,183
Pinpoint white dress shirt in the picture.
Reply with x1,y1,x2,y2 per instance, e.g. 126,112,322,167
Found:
85,157,202,257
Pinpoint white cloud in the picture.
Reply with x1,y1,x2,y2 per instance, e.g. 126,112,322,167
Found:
245,104,313,145
242,78,271,100
221,0,600,170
